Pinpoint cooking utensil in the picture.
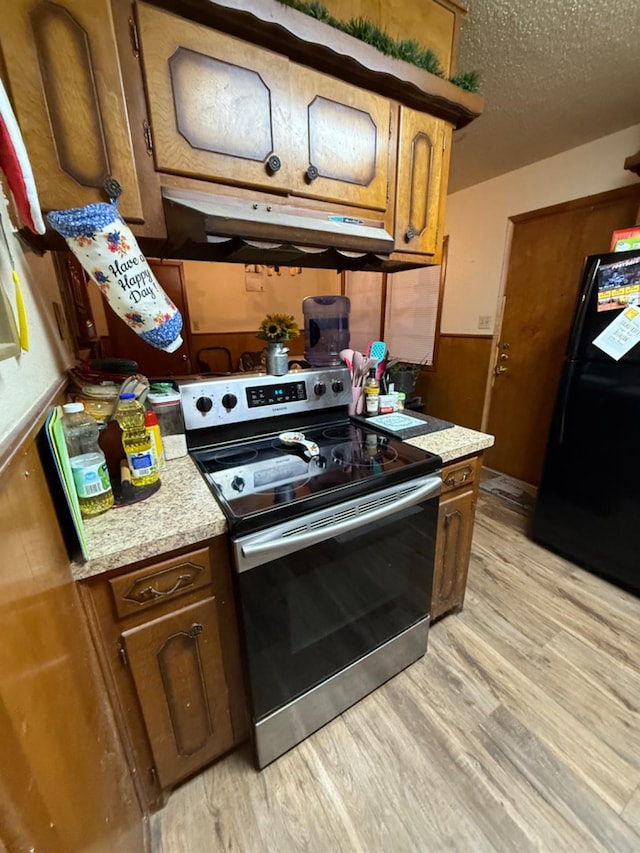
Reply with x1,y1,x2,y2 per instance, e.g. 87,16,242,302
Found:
0,218,28,350
367,340,387,381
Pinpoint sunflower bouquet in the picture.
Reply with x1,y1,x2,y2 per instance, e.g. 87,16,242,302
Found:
256,313,300,342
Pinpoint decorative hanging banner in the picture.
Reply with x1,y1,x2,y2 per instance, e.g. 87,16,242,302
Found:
47,202,182,352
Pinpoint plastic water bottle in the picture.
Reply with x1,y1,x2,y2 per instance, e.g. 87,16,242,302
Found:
61,402,114,517
115,393,159,487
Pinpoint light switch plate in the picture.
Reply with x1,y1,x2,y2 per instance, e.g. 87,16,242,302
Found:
478,314,492,330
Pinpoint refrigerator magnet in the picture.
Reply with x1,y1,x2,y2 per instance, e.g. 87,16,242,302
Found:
592,306,640,360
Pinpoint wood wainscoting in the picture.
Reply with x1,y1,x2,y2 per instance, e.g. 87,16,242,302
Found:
190,331,307,374
0,425,146,850
416,334,493,431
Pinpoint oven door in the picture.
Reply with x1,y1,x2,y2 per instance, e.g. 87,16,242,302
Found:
233,473,440,765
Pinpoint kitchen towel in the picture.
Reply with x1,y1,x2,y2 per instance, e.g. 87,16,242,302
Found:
47,202,183,352
0,77,45,234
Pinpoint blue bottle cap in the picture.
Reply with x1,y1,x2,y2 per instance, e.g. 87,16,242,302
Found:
119,392,136,400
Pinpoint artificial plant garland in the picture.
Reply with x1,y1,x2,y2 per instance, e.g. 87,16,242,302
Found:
275,0,480,92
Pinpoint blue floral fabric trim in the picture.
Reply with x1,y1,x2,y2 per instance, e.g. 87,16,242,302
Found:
47,202,121,239
140,313,183,349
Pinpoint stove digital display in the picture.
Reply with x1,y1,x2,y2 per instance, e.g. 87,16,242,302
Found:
246,380,307,408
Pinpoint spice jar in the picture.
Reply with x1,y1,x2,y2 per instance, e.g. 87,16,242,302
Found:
147,390,187,460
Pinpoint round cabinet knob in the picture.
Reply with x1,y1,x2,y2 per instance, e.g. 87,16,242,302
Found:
231,476,245,493
221,393,237,410
405,227,417,242
266,155,281,175
196,396,213,413
305,164,319,183
314,382,326,396
332,379,344,393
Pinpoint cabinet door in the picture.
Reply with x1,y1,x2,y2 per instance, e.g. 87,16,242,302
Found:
432,486,475,620
2,0,144,220
136,3,294,193
395,108,449,255
121,597,234,790
288,66,391,211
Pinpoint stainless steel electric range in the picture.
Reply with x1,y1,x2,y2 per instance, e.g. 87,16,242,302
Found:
181,366,442,768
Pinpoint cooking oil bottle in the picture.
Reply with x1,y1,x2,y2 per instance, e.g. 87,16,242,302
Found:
61,402,114,517
115,393,159,487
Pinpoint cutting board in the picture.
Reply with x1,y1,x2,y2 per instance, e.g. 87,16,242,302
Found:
352,410,454,439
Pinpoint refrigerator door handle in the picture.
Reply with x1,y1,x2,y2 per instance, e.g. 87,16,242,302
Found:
556,361,577,445
567,258,600,360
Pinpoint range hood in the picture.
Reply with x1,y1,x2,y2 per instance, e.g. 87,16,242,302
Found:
157,185,398,271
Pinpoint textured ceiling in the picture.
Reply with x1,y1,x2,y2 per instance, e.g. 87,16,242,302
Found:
448,0,640,193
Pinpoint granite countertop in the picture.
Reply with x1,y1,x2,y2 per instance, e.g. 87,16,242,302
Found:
71,455,227,581
72,423,494,581
406,423,494,463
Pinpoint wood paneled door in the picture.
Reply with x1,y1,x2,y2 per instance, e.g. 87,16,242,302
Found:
2,0,145,220
121,596,234,790
135,2,391,212
485,185,640,485
136,3,294,192
287,67,391,210
395,108,450,256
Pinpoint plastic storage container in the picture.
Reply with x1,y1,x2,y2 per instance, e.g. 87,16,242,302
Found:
302,295,350,366
115,393,159,486
147,390,187,460
61,402,114,517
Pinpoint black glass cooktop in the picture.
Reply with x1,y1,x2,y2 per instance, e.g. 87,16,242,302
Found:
190,418,442,535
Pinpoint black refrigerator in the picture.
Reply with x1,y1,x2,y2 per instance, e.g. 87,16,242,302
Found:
532,248,640,594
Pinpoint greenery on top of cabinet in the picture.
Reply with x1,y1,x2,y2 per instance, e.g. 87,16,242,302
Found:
275,0,481,93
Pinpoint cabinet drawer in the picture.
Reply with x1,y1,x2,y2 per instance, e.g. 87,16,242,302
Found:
109,547,211,619
440,455,481,495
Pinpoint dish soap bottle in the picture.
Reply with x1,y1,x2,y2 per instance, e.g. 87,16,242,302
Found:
115,393,159,487
364,367,380,417
61,402,114,517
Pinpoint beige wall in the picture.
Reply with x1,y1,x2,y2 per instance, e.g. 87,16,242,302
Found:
0,186,73,455
443,123,640,336
183,261,341,332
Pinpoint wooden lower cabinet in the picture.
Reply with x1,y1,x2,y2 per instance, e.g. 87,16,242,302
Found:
431,453,482,621
80,536,248,812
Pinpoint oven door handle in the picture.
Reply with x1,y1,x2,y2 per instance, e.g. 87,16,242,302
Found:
237,475,441,571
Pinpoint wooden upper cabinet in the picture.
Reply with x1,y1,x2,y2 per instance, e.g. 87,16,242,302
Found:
395,107,450,256
287,67,391,211
320,0,465,77
1,0,144,220
136,3,294,193
135,3,390,212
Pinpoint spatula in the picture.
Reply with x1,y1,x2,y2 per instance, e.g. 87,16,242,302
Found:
367,341,387,381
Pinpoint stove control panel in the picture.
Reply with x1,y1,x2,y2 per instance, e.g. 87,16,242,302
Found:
180,366,353,431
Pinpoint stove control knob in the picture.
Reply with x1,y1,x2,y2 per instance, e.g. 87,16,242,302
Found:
196,396,213,413
332,379,344,393
314,382,327,397
231,476,245,493
221,393,237,410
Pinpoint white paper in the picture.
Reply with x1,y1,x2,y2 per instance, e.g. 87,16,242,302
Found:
592,305,640,360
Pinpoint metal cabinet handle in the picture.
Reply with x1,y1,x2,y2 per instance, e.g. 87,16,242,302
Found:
405,227,417,242
444,470,471,487
266,155,281,175
305,164,319,183
187,623,203,638
139,573,191,599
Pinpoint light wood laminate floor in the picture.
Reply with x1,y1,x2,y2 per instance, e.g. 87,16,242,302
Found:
152,493,640,852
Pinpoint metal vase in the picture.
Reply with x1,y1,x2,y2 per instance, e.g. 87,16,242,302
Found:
266,341,289,375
